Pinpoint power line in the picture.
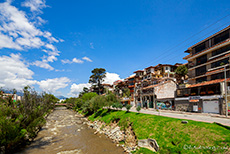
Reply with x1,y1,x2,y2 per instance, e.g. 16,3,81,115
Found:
123,11,230,78
159,21,230,64
134,12,230,70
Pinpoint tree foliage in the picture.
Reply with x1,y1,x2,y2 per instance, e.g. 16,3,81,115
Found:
89,68,106,95
0,86,57,153
175,65,188,84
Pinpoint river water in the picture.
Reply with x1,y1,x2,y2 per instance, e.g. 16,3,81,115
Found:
18,107,124,154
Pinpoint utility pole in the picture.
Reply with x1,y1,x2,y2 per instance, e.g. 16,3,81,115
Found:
224,65,228,117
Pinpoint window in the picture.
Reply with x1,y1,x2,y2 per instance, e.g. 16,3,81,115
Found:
196,76,207,83
196,54,207,66
211,72,224,80
213,30,229,45
194,42,206,54
212,45,230,57
211,57,229,68
195,66,206,76
165,66,168,70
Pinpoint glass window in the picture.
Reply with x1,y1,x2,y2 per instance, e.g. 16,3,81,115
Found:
213,31,229,45
195,66,207,76
196,54,207,66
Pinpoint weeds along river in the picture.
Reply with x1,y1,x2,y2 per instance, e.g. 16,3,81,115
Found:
18,107,124,154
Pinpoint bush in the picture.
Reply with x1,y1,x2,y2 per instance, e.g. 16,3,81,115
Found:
117,103,123,110
136,106,141,112
0,87,56,153
125,104,132,112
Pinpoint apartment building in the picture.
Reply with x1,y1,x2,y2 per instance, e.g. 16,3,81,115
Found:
175,26,230,115
133,63,180,109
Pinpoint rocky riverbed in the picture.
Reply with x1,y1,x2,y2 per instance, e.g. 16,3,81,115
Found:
17,107,125,154
86,120,138,153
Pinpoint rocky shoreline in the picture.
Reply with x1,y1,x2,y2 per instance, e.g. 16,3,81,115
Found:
80,115,138,153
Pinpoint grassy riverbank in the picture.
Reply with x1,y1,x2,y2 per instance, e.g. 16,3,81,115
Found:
89,109,230,154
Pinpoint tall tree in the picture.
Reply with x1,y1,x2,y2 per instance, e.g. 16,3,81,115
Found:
89,68,106,95
79,87,89,97
175,65,188,84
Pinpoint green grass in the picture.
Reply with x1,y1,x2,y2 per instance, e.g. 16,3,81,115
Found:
88,109,230,154
132,147,154,154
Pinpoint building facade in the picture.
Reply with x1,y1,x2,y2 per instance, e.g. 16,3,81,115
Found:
175,26,230,115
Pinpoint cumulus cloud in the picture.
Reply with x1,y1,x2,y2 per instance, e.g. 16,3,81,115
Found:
38,77,70,93
69,72,121,96
69,83,91,96
103,72,121,85
0,53,37,90
61,57,84,64
82,56,92,62
32,60,54,70
22,0,47,13
0,0,60,70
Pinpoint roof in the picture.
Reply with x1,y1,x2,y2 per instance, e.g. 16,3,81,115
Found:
126,74,135,79
145,66,155,69
188,78,230,88
133,70,144,73
142,80,171,90
186,25,230,50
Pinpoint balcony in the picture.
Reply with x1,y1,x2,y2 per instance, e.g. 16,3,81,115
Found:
176,83,221,97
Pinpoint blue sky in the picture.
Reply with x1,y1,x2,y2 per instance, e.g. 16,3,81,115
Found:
0,0,230,97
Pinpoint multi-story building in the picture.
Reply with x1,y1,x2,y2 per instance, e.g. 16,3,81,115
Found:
175,26,230,115
133,63,181,109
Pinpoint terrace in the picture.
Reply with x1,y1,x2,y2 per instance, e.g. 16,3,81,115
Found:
176,83,221,97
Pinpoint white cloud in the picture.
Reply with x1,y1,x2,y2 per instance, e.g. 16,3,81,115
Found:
82,56,93,62
38,77,70,93
72,58,84,64
0,32,22,50
90,42,94,49
32,60,54,70
69,83,91,96
0,1,60,70
61,57,84,64
61,59,72,64
22,0,47,13
103,72,121,85
0,53,37,90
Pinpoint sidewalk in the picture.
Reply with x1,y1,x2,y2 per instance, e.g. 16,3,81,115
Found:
121,107,230,127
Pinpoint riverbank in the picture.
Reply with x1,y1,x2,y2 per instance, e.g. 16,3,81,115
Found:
18,107,125,154
88,109,230,154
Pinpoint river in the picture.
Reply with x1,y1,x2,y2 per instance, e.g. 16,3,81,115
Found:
17,107,124,154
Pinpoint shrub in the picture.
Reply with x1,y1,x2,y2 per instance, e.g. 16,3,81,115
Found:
136,106,141,112
117,103,123,110
125,104,132,112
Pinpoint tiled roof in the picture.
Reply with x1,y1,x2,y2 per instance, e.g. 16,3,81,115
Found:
183,54,192,60
188,78,230,88
126,74,136,79
134,70,144,73
142,80,171,90
145,66,155,69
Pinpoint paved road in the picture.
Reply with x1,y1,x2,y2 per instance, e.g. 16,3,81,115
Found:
121,107,230,126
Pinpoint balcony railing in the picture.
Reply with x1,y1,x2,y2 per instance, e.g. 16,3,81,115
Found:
176,83,221,97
